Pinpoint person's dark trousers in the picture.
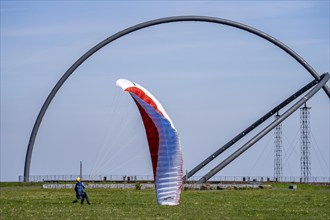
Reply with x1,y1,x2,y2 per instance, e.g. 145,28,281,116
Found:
81,192,90,205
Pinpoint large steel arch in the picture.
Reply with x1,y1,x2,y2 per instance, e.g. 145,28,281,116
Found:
24,15,330,181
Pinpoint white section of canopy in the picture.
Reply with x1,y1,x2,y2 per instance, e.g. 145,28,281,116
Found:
116,78,175,129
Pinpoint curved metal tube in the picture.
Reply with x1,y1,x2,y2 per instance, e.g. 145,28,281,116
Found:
24,16,330,181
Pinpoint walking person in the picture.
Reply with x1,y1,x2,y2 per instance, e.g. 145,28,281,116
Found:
72,177,90,205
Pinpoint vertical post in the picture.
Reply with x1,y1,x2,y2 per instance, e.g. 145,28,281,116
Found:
80,161,83,180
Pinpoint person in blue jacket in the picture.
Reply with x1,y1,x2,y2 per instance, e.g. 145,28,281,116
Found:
72,177,90,205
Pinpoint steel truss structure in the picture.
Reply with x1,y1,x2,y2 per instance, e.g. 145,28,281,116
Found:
274,113,283,181
300,104,312,183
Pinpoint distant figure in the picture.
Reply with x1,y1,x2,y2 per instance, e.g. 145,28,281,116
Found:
72,177,90,205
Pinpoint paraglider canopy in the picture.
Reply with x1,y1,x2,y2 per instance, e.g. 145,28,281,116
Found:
116,79,183,206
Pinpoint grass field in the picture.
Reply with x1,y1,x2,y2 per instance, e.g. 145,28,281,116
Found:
0,182,329,219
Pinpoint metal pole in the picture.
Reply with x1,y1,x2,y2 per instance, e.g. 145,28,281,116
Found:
184,79,317,180
80,161,82,180
197,73,329,183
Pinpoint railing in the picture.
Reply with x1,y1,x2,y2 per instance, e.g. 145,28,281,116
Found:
19,174,154,182
188,176,330,183
19,175,330,183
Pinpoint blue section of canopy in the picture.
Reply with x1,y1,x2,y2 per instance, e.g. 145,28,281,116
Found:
131,93,183,206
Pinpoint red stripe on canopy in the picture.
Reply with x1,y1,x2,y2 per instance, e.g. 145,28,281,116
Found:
125,87,165,118
130,96,159,179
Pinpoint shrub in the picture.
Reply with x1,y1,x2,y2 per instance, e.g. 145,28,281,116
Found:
135,182,141,190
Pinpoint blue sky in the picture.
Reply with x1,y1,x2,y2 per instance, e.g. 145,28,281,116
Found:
1,1,329,182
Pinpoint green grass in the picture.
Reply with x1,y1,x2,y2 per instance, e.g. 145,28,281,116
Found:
0,183,329,219
0,181,43,188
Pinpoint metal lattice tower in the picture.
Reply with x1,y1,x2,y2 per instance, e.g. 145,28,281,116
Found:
274,112,283,181
300,103,311,183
